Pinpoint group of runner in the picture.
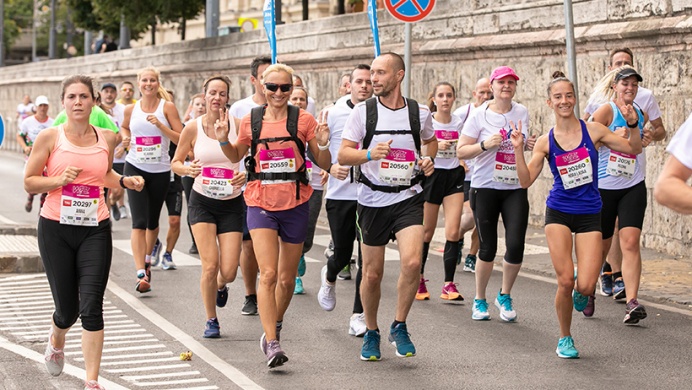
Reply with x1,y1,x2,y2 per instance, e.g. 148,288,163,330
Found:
20,46,691,387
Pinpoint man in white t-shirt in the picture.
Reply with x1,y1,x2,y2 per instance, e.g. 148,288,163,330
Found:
339,52,436,361
655,112,692,214
228,55,273,317
17,95,53,213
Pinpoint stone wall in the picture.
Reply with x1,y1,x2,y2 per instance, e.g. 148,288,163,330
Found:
1,0,690,255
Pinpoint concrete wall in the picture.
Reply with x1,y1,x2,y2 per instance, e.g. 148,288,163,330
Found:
1,0,690,255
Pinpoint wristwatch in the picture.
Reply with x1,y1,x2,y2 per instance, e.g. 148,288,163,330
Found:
480,141,487,151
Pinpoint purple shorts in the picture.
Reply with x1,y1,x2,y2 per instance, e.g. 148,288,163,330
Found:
246,202,309,244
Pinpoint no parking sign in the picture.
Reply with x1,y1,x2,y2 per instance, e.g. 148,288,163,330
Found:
385,0,436,23
0,114,5,148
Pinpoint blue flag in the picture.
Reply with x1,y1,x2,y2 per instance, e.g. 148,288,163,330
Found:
263,0,277,64
367,0,381,57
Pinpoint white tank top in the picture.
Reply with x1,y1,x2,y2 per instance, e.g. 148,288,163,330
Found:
192,116,241,200
125,99,172,173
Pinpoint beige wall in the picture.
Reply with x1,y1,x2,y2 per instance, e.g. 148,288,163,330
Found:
1,0,690,255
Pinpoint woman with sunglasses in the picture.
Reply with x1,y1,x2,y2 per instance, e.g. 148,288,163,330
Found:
216,63,331,368
121,67,183,294
457,66,530,322
417,82,465,301
589,66,649,323
510,71,641,358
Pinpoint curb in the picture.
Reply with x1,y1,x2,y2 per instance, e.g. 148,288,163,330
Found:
0,225,41,274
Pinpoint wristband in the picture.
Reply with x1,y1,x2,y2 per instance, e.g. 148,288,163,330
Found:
366,150,372,161
480,141,487,151
119,176,127,189
219,141,230,146
626,121,638,128
318,140,330,151
422,156,435,165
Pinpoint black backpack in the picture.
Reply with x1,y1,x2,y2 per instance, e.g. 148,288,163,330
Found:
355,97,424,193
246,104,309,199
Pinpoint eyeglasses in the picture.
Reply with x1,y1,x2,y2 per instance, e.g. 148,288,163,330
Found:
264,83,292,93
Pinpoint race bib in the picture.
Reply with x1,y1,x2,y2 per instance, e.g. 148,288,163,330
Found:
435,130,459,160
606,151,636,179
259,148,296,184
493,151,518,184
60,184,99,226
556,147,593,190
306,160,313,183
134,136,162,163
201,167,234,199
378,148,416,186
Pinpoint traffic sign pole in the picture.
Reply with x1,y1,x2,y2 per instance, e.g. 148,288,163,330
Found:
403,23,411,98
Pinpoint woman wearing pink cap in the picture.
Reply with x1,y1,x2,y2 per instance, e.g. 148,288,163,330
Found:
457,66,531,322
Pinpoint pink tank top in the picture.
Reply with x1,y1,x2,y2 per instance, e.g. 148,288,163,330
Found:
41,125,111,224
192,116,241,200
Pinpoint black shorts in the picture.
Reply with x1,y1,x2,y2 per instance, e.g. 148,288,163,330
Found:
545,206,601,234
599,180,647,240
240,194,251,241
112,162,125,175
165,188,183,217
423,166,465,205
463,180,471,202
188,190,244,234
356,193,424,246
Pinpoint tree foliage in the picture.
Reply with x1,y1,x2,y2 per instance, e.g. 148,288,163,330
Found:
2,0,35,54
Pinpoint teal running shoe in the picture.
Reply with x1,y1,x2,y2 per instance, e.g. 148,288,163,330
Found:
556,336,579,359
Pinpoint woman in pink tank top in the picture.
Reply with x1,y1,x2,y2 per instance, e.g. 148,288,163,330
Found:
24,75,144,390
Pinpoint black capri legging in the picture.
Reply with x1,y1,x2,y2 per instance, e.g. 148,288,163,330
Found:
38,217,112,332
124,162,171,230
470,187,529,264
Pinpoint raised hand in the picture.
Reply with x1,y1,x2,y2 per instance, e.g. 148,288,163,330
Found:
508,120,524,150
525,133,537,151
214,108,230,142
369,139,393,161
316,110,330,146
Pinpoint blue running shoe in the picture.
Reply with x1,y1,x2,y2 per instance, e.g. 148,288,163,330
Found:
293,277,305,295
216,286,229,308
150,239,163,267
599,272,613,296
298,255,306,277
573,290,588,312
360,330,381,361
472,298,491,321
203,318,220,338
388,323,416,358
613,278,626,300
495,292,517,322
556,336,579,359
161,252,176,270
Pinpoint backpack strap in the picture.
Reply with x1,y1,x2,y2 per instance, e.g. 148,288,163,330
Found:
363,98,378,150
406,98,421,155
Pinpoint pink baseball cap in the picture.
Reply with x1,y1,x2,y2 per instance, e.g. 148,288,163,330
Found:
490,66,520,83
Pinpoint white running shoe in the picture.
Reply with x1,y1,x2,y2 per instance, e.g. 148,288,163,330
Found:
349,313,367,337
317,265,336,311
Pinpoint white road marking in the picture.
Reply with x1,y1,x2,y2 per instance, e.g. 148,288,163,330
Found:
113,239,201,267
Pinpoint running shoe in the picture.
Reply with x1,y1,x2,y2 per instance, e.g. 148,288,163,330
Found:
260,324,282,350
613,278,626,300
241,294,258,316
555,336,579,359
415,278,430,301
463,254,477,273
216,286,229,308
624,299,647,324
324,240,334,260
135,274,151,293
44,328,64,376
119,205,128,219
456,238,464,265
338,265,352,280
573,290,588,312
472,298,491,321
583,295,596,317
440,282,464,301
151,239,163,267
111,204,121,221
349,313,367,337
599,271,613,296
298,254,306,277
263,339,288,368
145,261,152,282
203,318,220,338
161,252,176,270
360,330,381,361
84,380,106,390
189,243,198,255
317,265,336,311
294,277,305,295
388,322,416,358
495,292,517,322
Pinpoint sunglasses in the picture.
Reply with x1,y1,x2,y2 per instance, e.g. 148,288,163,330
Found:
264,83,293,93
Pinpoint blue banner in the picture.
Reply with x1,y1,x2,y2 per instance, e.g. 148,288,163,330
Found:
263,0,277,64
367,0,381,57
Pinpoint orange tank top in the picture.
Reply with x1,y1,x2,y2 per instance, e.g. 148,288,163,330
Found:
40,125,111,224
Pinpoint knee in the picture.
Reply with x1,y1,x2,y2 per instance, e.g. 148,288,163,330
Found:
259,269,277,287
220,267,238,283
278,274,295,291
53,311,79,330
556,275,575,294
201,263,220,281
445,227,460,242
362,268,383,285
169,217,181,230
400,258,422,277
80,315,104,332
620,234,640,254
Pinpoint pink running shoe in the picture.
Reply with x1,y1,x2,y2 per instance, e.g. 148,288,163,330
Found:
415,278,430,301
440,283,464,301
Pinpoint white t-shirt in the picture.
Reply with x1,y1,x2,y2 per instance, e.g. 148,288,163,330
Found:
432,114,463,170
229,95,261,120
307,96,317,117
17,103,35,123
461,101,530,190
584,86,661,121
342,97,435,207
19,116,54,145
326,95,358,201
125,100,172,173
667,112,692,170
453,103,479,181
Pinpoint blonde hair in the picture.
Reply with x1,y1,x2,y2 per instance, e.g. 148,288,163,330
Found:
587,65,636,108
261,63,294,82
137,66,172,102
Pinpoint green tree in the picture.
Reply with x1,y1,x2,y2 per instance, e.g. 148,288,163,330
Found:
3,0,34,55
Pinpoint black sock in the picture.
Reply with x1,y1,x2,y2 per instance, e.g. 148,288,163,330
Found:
421,242,430,274
392,320,405,328
603,262,612,273
612,271,622,280
443,240,459,281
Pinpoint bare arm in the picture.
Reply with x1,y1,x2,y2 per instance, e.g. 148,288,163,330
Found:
171,122,198,177
309,111,332,171
588,118,642,155
161,101,183,144
513,132,547,189
23,128,66,194
648,117,666,142
654,155,692,214
120,105,134,150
